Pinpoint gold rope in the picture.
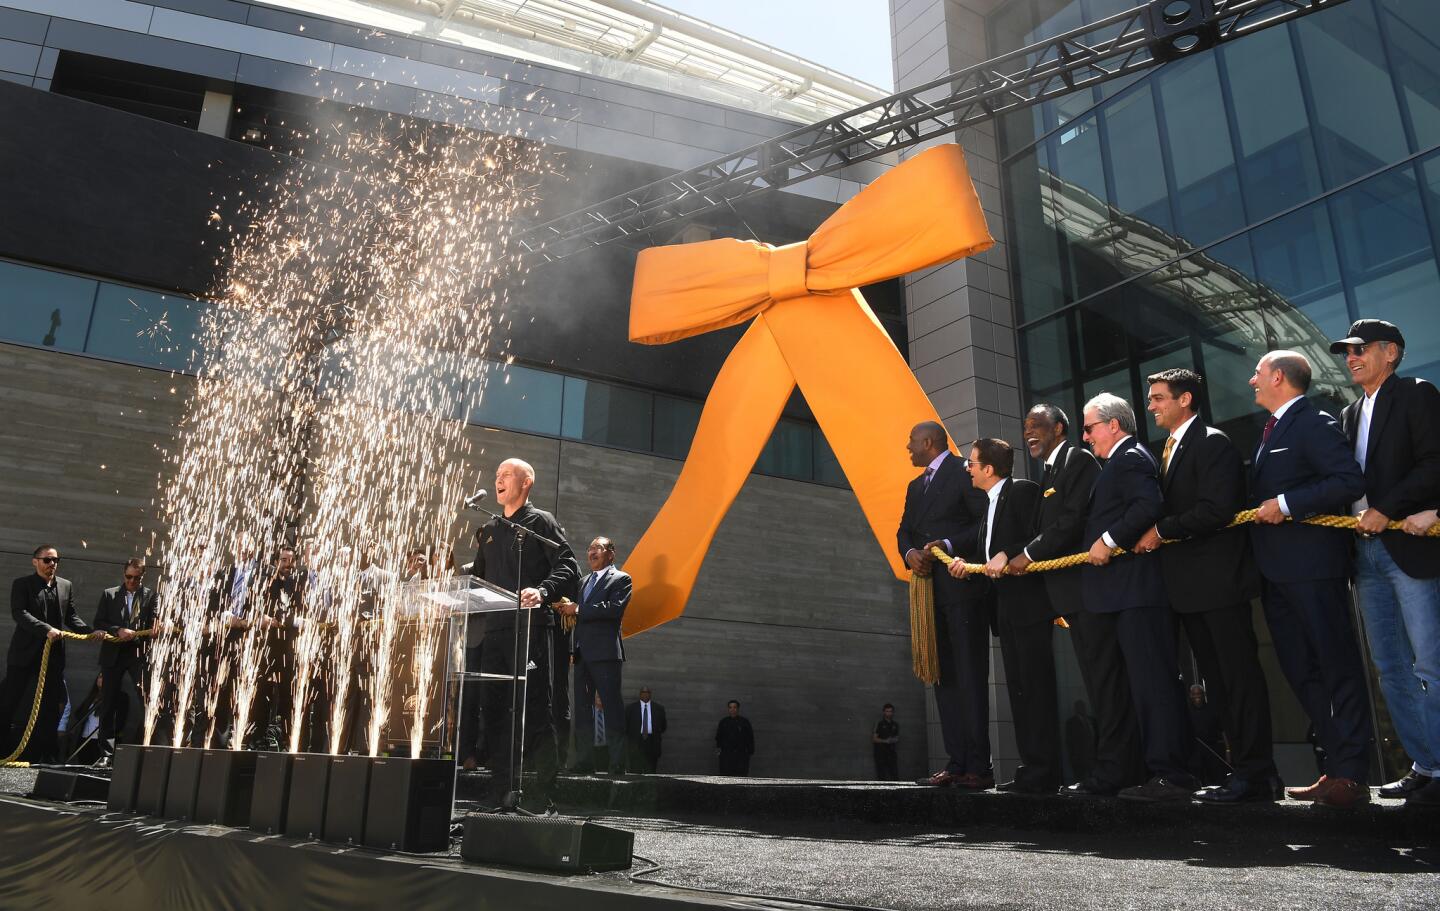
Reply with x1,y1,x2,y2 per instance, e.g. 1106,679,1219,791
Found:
907,574,940,685
0,629,156,769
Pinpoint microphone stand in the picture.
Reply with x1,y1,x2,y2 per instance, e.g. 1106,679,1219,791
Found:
467,501,563,816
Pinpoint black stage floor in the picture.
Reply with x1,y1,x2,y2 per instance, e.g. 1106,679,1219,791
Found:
4,767,1437,910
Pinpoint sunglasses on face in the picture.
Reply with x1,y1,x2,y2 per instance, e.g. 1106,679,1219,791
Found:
37,556,59,565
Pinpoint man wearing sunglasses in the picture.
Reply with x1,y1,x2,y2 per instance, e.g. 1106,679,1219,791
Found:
92,558,158,764
2,545,105,762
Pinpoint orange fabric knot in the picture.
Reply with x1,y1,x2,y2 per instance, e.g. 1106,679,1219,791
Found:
766,242,810,303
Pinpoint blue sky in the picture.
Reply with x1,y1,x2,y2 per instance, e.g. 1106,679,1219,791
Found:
654,0,895,90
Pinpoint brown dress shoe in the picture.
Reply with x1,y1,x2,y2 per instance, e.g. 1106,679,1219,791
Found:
922,769,960,787
1313,777,1370,809
1285,775,1332,801
957,772,995,790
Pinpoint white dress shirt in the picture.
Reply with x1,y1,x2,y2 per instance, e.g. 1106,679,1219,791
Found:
1352,387,1381,515
984,478,1007,558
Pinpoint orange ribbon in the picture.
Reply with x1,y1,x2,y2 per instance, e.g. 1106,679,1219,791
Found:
620,144,994,636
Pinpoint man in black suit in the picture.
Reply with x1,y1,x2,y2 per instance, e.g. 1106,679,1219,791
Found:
625,686,667,773
1332,321,1440,806
1248,350,1370,809
1134,369,1280,803
1079,393,1198,802
558,536,632,775
92,558,157,762
947,437,1059,793
897,420,989,788
472,458,579,808
2,545,105,761
1008,404,1142,795
715,699,755,775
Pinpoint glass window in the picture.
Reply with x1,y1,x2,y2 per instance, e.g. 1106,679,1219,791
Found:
1250,202,1351,346
1156,51,1247,248
1020,311,1073,400
86,284,209,372
0,260,96,352
653,394,701,459
1006,146,1068,322
1050,114,1118,301
468,363,563,435
1223,24,1324,222
1295,0,1409,187
813,432,847,487
754,419,814,481
1105,84,1175,239
1379,0,1440,150
560,376,653,450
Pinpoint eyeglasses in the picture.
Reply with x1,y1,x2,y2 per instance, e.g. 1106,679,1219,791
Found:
962,458,989,469
124,574,144,581
37,556,59,565
1081,421,1107,435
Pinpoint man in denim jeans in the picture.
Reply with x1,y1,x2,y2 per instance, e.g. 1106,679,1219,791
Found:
1333,319,1440,805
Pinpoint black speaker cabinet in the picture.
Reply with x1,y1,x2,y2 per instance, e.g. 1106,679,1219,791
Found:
249,751,294,835
322,755,371,845
135,745,173,816
364,756,455,852
163,747,204,821
461,814,633,873
197,749,258,826
31,769,110,802
107,743,144,812
284,752,331,839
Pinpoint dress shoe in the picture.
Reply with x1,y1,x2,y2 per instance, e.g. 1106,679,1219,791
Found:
1312,777,1370,809
1065,778,1120,797
920,769,961,787
1194,774,1284,804
998,779,1059,795
1285,775,1332,801
1378,770,1432,800
1406,778,1440,806
1119,776,1198,803
957,772,995,790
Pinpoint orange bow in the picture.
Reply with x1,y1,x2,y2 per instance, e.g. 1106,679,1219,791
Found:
621,144,994,636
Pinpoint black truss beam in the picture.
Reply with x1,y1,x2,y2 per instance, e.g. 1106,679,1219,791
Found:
518,0,1352,262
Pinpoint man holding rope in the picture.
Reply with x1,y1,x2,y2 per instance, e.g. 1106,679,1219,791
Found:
1,545,105,762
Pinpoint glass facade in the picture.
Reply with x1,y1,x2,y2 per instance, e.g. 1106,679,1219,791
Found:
0,257,847,488
998,0,1440,460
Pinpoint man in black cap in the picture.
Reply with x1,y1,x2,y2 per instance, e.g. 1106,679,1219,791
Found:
1332,319,1440,806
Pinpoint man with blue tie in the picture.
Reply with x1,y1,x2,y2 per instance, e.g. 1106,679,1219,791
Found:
1078,394,1197,802
1248,350,1370,809
558,537,632,775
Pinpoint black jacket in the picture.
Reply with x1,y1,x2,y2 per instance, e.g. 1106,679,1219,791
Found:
1342,374,1440,579
1156,420,1260,611
1024,440,1101,612
93,584,158,667
984,478,1056,626
625,700,667,749
896,452,984,605
473,502,580,632
9,574,92,669
1081,437,1166,613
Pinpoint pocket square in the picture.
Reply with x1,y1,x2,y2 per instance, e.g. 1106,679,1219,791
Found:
1043,487,1056,498
1268,447,1289,454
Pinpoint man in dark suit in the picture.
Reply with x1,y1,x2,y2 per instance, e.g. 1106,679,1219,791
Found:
715,699,755,775
1008,404,1142,795
1332,321,1440,806
625,686,667,773
1079,393,1198,802
558,536,631,775
1135,369,1280,803
897,420,988,788
92,558,157,762
1248,349,1370,809
472,458,579,808
947,437,1059,793
2,545,105,761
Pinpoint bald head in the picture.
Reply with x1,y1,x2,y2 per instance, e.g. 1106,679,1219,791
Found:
494,458,536,515
1250,349,1312,412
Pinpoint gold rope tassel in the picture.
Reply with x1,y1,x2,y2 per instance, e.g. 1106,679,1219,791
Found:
908,574,940,685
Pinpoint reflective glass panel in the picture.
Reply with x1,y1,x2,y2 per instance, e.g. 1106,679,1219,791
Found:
814,432,847,487
1156,51,1246,247
1050,115,1117,301
1020,311,1073,401
86,283,209,373
468,363,563,435
754,419,814,481
0,261,96,352
1006,146,1068,322
1105,84,1175,240
560,376,653,450
1250,202,1351,348
1379,0,1440,150
653,394,701,459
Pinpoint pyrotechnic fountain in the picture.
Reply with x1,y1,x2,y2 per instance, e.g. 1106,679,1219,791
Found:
141,92,549,761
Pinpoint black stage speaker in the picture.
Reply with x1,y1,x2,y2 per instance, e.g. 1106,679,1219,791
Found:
1146,0,1218,61
364,756,454,852
135,745,173,816
107,743,144,812
461,814,634,873
323,755,371,845
31,769,110,802
197,749,258,826
284,752,331,839
249,751,294,835
163,746,204,821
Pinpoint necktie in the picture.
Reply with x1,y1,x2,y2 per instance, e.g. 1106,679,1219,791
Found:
922,467,935,490
1262,415,1277,443
643,703,651,735
123,591,133,624
583,571,601,603
1161,437,1176,475
595,707,606,746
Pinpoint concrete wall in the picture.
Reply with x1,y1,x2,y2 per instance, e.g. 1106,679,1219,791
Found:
0,341,928,778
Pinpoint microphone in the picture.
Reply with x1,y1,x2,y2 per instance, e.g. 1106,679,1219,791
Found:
463,489,489,509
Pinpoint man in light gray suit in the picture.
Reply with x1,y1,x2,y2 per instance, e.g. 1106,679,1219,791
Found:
558,537,632,775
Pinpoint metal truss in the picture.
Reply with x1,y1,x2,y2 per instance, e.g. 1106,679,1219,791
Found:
518,0,1353,262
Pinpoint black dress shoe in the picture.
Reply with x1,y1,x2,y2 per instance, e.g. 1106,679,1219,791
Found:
1379,770,1432,800
1119,776,1198,803
1194,775,1283,804
1405,778,1440,806
998,779,1058,795
1065,778,1120,797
